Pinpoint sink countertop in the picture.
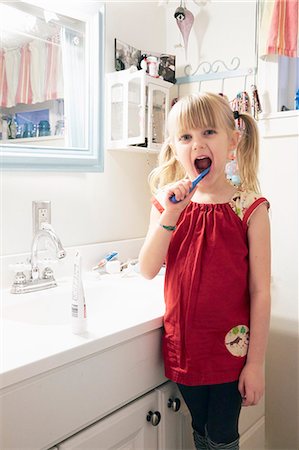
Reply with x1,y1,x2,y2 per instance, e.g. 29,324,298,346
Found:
0,273,165,389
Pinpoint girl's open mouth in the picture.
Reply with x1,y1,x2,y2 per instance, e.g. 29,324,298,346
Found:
195,157,211,174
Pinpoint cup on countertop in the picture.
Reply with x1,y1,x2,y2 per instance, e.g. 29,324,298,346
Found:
106,260,121,274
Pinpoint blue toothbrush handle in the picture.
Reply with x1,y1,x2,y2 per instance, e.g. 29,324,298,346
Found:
169,166,210,203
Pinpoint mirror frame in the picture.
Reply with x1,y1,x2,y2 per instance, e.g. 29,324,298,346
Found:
0,6,104,172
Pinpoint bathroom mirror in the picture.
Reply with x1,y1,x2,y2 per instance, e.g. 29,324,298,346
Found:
0,1,104,171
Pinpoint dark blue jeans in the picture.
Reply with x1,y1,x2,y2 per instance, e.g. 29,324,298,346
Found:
177,381,242,447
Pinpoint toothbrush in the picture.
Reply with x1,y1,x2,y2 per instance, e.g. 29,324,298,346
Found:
92,251,119,271
170,166,211,203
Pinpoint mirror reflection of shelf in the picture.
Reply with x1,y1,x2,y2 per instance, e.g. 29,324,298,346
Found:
1,135,65,146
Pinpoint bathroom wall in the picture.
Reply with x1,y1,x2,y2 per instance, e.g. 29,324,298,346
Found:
1,1,168,256
259,115,299,449
164,0,256,77
164,0,257,101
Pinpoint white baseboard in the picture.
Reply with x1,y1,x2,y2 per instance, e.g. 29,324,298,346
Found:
240,416,265,450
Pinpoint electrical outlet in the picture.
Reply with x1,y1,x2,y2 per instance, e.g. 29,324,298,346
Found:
33,201,51,235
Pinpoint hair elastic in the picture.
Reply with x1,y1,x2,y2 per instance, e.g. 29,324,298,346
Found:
160,224,176,232
233,110,240,120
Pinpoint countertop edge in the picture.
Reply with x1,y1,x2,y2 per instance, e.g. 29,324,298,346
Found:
0,315,164,390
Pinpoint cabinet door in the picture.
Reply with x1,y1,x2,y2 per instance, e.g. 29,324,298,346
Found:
126,71,145,146
156,381,194,450
58,391,158,450
106,69,145,149
147,84,169,151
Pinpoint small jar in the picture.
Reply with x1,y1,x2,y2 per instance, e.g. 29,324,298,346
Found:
38,120,51,137
147,56,159,78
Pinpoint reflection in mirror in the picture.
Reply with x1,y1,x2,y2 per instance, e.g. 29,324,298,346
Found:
0,2,85,148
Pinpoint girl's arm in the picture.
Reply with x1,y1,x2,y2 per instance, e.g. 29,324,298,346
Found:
139,180,194,279
238,203,271,406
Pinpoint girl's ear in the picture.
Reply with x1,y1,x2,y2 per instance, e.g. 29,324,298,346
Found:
229,130,240,150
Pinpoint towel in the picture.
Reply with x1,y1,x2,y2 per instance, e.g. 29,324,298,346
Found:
15,44,33,105
4,47,21,107
29,40,47,104
259,0,299,59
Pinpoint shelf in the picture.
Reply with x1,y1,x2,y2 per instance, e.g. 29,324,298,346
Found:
106,146,159,154
258,110,299,138
1,135,64,145
259,110,299,120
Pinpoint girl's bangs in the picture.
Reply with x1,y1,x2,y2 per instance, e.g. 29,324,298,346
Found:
170,94,229,137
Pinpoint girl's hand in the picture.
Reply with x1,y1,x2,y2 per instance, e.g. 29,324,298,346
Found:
164,179,195,212
238,363,265,407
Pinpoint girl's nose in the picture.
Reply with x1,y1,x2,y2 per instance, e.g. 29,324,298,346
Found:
193,141,206,150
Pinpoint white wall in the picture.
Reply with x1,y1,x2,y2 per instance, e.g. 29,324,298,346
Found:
1,1,167,256
165,0,256,76
259,113,299,449
164,0,257,100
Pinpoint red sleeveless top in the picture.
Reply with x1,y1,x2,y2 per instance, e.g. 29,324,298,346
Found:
153,190,269,386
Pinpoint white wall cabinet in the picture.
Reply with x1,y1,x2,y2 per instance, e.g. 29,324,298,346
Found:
106,68,174,152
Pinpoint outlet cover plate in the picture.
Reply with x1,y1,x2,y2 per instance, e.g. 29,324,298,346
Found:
32,201,51,235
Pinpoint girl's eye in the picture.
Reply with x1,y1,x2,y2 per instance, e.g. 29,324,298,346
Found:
179,134,192,141
204,129,216,136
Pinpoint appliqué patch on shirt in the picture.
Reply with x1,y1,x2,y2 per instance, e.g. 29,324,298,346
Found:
225,325,249,357
229,191,259,220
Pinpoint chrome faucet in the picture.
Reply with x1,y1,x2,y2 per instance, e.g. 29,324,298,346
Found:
11,223,66,294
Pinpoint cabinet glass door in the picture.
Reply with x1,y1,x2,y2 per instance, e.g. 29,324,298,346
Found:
148,85,169,150
127,72,145,146
110,83,124,142
107,69,145,148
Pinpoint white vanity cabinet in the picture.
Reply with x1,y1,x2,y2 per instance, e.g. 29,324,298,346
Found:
156,381,194,449
0,324,265,450
106,68,174,152
57,391,159,449
56,381,193,450
54,377,265,450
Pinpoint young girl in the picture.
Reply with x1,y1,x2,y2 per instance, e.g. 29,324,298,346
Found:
139,92,271,450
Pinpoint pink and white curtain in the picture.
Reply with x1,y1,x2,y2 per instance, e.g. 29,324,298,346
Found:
0,50,8,107
259,0,299,59
0,37,64,108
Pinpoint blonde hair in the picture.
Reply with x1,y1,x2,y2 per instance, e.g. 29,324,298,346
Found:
149,92,260,193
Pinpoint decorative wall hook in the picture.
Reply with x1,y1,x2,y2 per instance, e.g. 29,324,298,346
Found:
184,57,241,77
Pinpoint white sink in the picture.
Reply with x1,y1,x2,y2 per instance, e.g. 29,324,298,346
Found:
2,273,164,327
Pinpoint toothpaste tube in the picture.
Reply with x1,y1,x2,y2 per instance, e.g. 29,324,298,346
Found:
71,252,87,334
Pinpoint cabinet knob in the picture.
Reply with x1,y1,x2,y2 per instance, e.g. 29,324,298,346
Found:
146,410,161,426
167,397,181,412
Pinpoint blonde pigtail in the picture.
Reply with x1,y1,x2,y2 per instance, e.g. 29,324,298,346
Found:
149,138,186,194
237,113,261,193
